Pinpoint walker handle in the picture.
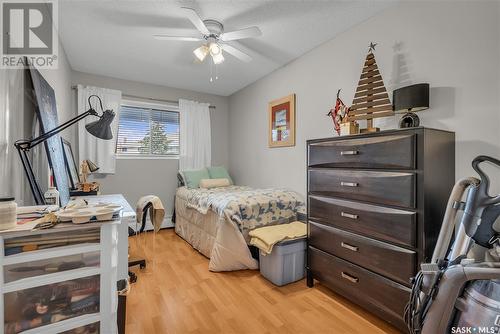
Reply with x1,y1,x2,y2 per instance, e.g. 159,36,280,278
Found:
472,155,500,204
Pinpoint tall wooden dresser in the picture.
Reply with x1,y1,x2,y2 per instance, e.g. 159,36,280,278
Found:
306,127,455,331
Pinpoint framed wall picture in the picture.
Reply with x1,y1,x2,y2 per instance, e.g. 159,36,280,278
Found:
268,94,295,147
61,138,80,190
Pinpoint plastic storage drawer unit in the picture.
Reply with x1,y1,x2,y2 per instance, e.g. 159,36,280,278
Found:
259,238,306,286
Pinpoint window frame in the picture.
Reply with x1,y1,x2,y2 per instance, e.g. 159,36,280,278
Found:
116,98,180,160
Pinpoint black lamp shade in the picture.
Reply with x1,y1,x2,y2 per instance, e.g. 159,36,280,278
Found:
85,109,115,140
393,83,430,113
84,159,100,173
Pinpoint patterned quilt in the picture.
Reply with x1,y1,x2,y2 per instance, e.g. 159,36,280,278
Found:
184,186,305,232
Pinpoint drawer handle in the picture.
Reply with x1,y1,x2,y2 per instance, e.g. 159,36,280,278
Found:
341,272,359,283
341,212,358,220
340,181,358,187
341,242,359,252
340,150,359,156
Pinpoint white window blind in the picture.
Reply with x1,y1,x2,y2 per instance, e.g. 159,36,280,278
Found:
116,104,180,157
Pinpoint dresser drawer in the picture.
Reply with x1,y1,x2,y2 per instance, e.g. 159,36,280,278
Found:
309,247,410,331
308,169,415,208
308,134,416,169
308,195,416,247
309,222,416,285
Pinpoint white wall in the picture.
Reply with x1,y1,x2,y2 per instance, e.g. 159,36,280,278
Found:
228,1,500,197
71,71,229,215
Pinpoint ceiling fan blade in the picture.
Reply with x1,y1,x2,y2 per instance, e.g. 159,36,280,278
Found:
220,27,261,42
181,7,210,36
221,44,252,62
153,34,203,41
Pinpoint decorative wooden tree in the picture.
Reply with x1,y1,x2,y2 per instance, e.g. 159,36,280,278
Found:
348,43,393,133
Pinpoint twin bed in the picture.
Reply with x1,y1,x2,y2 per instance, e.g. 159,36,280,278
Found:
174,184,304,271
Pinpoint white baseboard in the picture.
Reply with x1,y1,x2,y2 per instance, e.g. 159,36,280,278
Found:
128,215,174,232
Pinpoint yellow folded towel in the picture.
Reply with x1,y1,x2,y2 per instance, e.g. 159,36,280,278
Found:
249,221,307,255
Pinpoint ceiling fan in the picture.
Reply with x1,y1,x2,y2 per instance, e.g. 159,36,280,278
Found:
153,7,262,66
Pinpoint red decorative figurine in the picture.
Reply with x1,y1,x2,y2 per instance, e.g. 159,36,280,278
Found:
327,89,350,135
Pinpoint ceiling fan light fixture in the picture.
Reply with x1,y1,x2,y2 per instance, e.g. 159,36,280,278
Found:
212,52,224,65
209,42,221,56
193,45,209,62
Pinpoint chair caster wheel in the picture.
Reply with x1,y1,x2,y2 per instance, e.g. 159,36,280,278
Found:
129,271,137,284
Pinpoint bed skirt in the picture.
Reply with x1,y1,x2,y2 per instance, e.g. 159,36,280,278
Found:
175,195,259,271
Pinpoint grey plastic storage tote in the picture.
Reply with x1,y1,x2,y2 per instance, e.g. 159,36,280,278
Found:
259,238,306,286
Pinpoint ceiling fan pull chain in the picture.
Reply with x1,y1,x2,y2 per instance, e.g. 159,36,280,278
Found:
209,58,219,83
210,61,213,82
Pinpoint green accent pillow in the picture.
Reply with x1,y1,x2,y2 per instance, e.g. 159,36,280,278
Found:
207,166,233,184
182,168,210,188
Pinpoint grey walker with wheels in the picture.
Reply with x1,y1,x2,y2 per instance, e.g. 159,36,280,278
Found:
405,155,500,333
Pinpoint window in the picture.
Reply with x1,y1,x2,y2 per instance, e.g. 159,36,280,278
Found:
116,102,180,157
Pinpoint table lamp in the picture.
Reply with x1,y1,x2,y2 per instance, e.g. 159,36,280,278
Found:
81,159,99,183
393,83,430,128
80,159,100,193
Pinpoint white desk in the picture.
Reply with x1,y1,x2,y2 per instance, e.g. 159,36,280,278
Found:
73,194,135,281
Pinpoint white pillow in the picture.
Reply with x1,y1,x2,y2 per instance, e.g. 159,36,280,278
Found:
199,178,231,189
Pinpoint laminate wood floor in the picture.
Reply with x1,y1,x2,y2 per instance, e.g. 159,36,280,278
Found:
126,229,401,334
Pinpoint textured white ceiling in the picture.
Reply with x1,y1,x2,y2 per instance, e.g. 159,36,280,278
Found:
59,1,395,96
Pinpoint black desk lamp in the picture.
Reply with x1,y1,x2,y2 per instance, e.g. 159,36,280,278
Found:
15,95,115,204
393,83,430,128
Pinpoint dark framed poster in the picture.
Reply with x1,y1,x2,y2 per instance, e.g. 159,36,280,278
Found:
29,67,70,206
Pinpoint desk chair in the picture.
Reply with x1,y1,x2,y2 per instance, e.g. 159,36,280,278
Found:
128,202,151,283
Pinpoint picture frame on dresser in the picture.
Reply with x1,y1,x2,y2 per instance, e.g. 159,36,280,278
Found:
306,127,455,332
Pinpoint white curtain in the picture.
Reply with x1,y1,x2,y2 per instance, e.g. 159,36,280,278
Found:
77,85,121,174
179,99,211,170
0,69,32,204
